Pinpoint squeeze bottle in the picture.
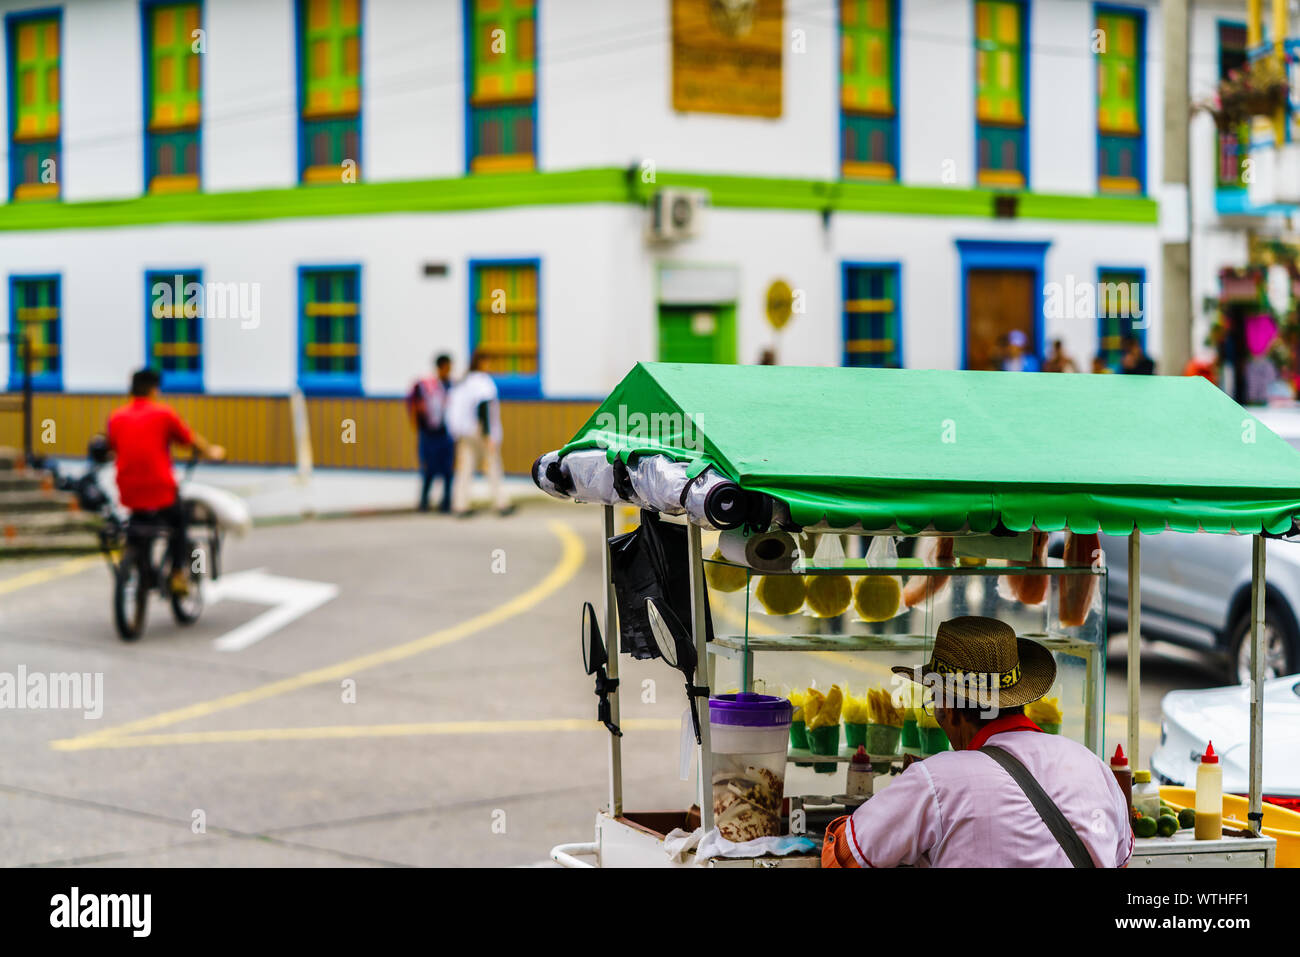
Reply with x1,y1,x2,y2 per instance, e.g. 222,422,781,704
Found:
1109,744,1132,815
1194,741,1223,841
1132,770,1161,821
845,745,873,799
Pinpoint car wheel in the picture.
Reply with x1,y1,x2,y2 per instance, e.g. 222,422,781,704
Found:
1228,598,1299,683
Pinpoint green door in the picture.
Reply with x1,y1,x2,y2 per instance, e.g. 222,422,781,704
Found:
657,304,737,364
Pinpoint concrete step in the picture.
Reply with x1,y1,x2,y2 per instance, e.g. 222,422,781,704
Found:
0,534,103,557
0,472,46,493
0,510,102,537
0,488,77,513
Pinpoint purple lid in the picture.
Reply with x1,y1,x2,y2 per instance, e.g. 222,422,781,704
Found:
709,692,793,728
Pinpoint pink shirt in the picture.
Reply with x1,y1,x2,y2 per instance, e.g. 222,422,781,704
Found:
846,723,1133,868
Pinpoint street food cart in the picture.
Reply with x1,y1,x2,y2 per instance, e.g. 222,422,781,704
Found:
534,363,1299,867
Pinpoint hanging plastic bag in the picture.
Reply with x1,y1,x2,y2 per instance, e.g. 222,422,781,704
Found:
608,511,714,659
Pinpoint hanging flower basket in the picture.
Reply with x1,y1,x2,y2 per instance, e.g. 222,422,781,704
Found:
1197,58,1290,131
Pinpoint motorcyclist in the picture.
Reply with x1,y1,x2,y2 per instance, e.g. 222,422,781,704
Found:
106,369,226,596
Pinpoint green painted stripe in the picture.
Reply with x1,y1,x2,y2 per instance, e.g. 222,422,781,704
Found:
0,167,1157,232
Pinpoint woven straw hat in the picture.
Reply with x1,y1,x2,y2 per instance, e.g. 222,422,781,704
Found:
891,616,1056,709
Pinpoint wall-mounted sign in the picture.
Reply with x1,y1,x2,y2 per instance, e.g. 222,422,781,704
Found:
765,279,794,329
672,0,783,118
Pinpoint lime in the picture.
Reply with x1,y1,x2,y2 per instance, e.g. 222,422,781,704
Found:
704,549,748,593
1133,816,1158,838
755,574,806,616
805,574,852,617
1156,814,1179,837
1178,807,1196,830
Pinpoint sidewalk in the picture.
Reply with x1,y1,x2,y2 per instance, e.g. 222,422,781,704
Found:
51,459,550,524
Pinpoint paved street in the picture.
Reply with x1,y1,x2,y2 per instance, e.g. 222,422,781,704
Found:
0,503,1227,867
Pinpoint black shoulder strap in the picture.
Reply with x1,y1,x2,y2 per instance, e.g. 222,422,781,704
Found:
980,745,1096,868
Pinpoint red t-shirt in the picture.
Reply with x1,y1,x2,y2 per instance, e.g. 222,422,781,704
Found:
106,398,195,511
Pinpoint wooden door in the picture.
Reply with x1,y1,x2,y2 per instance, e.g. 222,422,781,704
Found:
965,269,1036,370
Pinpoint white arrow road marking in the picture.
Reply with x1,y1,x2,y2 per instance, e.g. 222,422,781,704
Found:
204,568,339,652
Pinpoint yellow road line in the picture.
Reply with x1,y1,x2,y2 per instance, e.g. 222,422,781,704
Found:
51,520,585,751
0,554,99,596
48,717,681,750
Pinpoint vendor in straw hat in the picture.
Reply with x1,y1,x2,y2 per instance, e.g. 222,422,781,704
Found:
822,617,1133,868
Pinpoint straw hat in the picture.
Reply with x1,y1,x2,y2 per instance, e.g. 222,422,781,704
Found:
891,616,1056,709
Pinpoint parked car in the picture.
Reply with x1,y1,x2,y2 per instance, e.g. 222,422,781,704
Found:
1151,675,1300,807
1045,408,1300,686
1090,407,1300,684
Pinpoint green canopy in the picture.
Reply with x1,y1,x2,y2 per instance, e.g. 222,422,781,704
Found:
558,362,1300,536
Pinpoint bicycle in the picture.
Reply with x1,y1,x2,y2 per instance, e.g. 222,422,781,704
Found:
55,438,224,641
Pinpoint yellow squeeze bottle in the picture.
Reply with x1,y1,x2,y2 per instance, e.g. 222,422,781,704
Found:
1194,741,1223,841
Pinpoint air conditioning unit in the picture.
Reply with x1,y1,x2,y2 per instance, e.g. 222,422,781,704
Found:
647,188,707,242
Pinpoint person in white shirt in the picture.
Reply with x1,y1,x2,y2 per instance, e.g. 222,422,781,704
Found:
822,616,1132,868
446,351,512,516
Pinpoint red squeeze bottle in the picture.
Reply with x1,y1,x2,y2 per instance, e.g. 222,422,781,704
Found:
1110,744,1133,815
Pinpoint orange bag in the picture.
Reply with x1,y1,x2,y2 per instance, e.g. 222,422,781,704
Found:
1058,532,1100,627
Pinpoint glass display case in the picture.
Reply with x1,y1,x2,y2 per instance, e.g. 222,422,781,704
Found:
701,534,1108,785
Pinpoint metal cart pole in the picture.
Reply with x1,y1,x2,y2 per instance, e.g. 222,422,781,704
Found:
1249,535,1265,835
603,505,623,818
1127,532,1141,768
688,522,714,833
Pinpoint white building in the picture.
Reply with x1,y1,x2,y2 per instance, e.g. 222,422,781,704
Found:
0,0,1163,471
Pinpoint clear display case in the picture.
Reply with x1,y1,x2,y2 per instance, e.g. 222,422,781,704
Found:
701,534,1108,782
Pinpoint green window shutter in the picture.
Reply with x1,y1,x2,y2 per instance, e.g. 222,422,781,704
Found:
302,0,361,118
1096,12,1140,134
1097,270,1144,368
12,18,60,141
841,0,893,114
975,0,1023,126
150,4,202,130
301,268,360,383
843,266,900,368
147,272,203,377
471,0,536,105
13,278,61,379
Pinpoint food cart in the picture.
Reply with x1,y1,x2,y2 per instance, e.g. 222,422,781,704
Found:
534,363,1298,867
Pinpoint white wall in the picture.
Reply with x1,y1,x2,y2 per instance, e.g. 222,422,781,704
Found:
203,0,296,191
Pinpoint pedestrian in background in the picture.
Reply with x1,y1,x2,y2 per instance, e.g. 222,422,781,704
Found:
1120,335,1155,375
447,351,513,517
406,353,454,513
1000,329,1040,372
1090,354,1112,374
1042,338,1078,373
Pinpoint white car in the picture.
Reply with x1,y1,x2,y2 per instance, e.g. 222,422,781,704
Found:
1152,675,1300,807
1096,406,1300,683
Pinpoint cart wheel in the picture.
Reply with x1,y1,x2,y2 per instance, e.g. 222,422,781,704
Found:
113,551,148,641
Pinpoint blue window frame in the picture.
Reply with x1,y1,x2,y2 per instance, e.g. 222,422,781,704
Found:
1094,4,1146,195
298,265,362,395
145,269,204,392
5,8,62,203
1096,266,1146,370
7,273,61,392
842,262,902,367
974,0,1030,189
296,0,363,184
467,258,541,398
142,1,203,195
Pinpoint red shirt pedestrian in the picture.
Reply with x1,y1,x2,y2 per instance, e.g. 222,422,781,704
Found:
107,397,196,511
